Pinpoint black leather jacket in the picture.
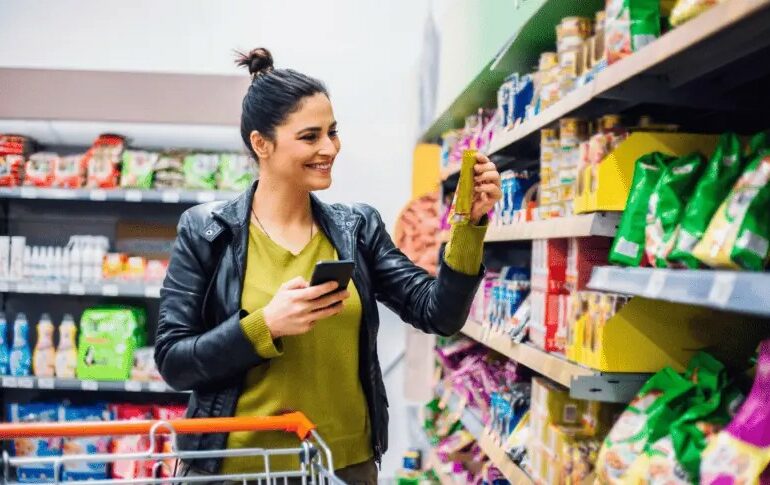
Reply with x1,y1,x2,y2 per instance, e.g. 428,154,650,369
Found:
155,183,484,473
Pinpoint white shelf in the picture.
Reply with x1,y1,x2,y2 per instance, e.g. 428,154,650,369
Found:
0,280,162,299
0,186,239,205
441,213,619,243
588,266,770,317
0,376,185,395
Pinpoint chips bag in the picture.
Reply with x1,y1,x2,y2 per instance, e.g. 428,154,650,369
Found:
609,152,672,266
693,153,770,270
120,150,157,189
183,153,219,190
645,152,706,267
217,153,256,191
605,0,662,64
596,367,695,484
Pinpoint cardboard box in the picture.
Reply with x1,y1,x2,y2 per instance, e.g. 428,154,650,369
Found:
566,237,611,292
532,239,569,294
530,290,569,352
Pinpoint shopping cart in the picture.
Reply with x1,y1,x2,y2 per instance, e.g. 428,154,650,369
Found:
0,412,345,485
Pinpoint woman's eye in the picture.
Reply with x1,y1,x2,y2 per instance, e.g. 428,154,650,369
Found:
329,130,339,138
301,134,317,142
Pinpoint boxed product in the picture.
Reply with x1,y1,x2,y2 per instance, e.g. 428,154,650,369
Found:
76,306,147,380
7,402,62,482
60,404,112,481
566,237,611,292
529,290,569,353
531,239,569,294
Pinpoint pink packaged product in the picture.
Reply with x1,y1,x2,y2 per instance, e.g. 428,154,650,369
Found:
566,237,611,292
701,339,770,485
532,239,569,294
110,404,154,480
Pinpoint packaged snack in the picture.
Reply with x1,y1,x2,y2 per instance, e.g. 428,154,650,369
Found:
669,133,743,268
60,404,111,481
32,313,55,377
53,154,87,188
85,134,125,189
9,312,31,377
693,153,770,270
154,405,188,478
77,306,147,380
605,0,662,64
0,154,24,187
7,402,62,482
701,340,770,485
670,0,722,26
55,314,78,378
183,153,218,190
24,152,57,187
217,153,256,191
144,259,168,282
644,152,706,267
0,313,9,375
596,367,695,483
609,152,671,266
560,118,589,148
131,346,162,382
120,150,157,189
110,404,154,480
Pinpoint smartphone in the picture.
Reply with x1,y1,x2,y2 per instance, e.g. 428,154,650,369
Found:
310,260,355,296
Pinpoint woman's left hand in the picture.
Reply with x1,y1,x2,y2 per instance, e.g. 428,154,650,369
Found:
470,153,502,225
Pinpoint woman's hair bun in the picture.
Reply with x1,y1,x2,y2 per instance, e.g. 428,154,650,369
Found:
235,48,274,77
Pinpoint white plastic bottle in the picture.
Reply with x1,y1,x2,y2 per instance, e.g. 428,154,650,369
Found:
69,245,81,283
30,247,40,280
93,245,104,282
22,246,31,281
61,248,70,284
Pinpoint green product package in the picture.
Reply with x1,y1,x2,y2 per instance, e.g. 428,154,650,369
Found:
183,153,219,190
669,133,743,268
596,367,695,484
693,151,770,270
609,152,672,266
76,306,147,381
605,0,662,64
645,152,707,267
120,150,157,189
217,153,257,191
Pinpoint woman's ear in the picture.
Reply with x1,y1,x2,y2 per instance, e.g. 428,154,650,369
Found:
250,130,272,160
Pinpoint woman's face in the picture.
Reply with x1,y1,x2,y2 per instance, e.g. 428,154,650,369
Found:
261,92,340,191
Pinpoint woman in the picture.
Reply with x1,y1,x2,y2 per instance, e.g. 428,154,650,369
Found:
155,47,502,484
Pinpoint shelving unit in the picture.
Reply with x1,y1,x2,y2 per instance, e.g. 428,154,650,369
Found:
0,187,238,204
0,376,184,395
0,280,161,298
588,267,770,318
426,449,454,485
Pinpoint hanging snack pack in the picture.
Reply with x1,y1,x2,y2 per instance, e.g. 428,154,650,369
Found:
76,306,146,380
669,133,743,268
217,153,256,191
605,0,662,65
7,402,62,482
645,152,706,267
85,134,125,188
693,153,770,270
60,404,111,481
183,153,219,190
609,152,672,266
120,150,158,189
596,367,695,484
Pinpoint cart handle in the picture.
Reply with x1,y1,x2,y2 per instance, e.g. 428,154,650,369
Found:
0,412,316,441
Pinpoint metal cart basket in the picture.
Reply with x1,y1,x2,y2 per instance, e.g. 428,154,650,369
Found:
0,412,345,485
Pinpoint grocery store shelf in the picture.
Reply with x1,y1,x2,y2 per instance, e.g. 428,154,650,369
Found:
0,376,186,395
461,320,647,402
0,186,239,204
0,280,161,299
427,450,454,485
488,0,770,156
440,213,619,243
477,430,533,485
588,266,770,318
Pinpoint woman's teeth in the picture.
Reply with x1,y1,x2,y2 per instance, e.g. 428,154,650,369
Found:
307,163,331,170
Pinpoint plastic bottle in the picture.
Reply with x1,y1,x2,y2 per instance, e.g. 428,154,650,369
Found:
81,243,94,282
9,313,31,376
0,313,9,375
69,245,81,283
55,314,77,378
32,313,55,377
61,248,70,283
22,246,31,281
53,247,63,282
93,244,105,282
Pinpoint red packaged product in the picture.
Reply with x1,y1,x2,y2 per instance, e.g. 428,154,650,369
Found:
531,239,569,294
0,155,24,186
529,290,568,353
24,152,58,187
566,237,611,292
110,404,154,480
152,406,188,478
54,154,87,188
85,134,125,189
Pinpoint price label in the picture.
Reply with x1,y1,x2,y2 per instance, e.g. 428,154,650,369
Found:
125,190,143,202
144,286,161,298
80,380,99,391
89,189,107,201
17,377,34,389
124,381,142,392
45,282,62,294
708,272,736,307
19,187,38,199
50,189,76,200
161,190,181,204
69,283,86,295
2,377,18,387
590,267,610,289
101,284,119,297
148,381,168,393
196,191,216,203
38,378,55,389
644,270,667,298
0,282,9,292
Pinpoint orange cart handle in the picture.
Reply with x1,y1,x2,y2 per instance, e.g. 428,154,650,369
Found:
0,412,316,441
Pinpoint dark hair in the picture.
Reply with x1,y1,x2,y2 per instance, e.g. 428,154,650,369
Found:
235,47,328,160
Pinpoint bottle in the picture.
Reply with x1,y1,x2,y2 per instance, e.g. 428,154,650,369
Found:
53,247,63,282
69,245,81,283
22,246,31,281
0,313,9,375
32,313,56,377
81,244,93,282
61,248,70,283
55,314,77,378
9,313,31,376
93,245,105,282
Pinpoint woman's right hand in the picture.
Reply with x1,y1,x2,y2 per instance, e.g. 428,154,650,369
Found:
263,277,350,338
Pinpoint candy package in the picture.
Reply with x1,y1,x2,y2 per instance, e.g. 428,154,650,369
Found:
0,154,24,186
7,402,62,482
53,155,87,188
120,150,158,189
670,0,723,26
61,404,111,481
644,152,706,267
609,152,671,266
605,0,662,65
693,153,770,270
596,367,695,484
669,133,743,268
217,153,256,191
24,153,58,187
183,153,219,190
85,134,125,189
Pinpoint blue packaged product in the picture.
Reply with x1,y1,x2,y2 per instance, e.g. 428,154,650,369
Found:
512,75,535,124
10,313,31,377
0,312,9,375
60,404,111,481
7,402,62,483
497,75,516,129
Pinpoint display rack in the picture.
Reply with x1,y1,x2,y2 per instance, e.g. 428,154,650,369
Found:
426,449,454,485
0,376,184,395
0,187,238,204
0,280,161,299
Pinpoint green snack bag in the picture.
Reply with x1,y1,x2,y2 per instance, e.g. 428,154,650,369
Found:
694,153,770,270
609,152,672,266
76,306,147,381
645,152,707,267
745,131,769,160
120,150,157,189
217,153,257,191
183,153,218,190
596,367,695,484
605,0,662,64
